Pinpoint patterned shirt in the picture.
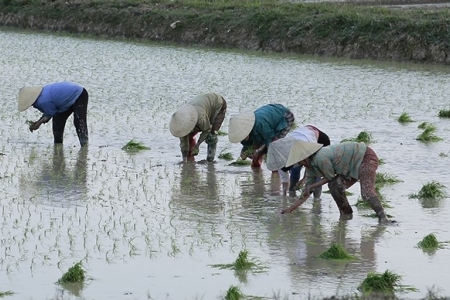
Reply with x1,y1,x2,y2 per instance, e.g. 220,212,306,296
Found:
304,142,367,186
241,104,290,152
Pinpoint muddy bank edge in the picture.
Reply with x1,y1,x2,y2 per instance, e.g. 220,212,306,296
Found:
1,0,449,64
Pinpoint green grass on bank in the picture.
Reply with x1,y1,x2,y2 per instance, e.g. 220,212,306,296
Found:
1,0,450,63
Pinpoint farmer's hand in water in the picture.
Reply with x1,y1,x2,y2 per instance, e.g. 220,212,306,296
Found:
192,144,200,156
29,121,41,132
281,191,311,214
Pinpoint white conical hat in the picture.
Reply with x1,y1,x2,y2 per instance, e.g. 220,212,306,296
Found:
266,136,297,171
18,86,43,112
228,111,255,143
169,104,198,137
285,140,323,168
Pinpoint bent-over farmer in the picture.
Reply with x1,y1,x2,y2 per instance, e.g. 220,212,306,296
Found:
169,93,227,162
228,104,294,168
267,125,331,196
280,141,392,224
17,81,89,147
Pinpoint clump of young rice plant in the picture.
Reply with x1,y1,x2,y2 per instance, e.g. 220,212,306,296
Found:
356,193,391,209
398,112,414,123
229,158,252,166
341,131,373,144
409,181,448,200
376,172,402,186
416,124,442,142
358,270,402,293
218,150,234,161
363,213,394,219
439,152,449,157
121,139,150,152
225,285,244,300
418,122,431,129
210,250,266,272
378,158,385,165
0,290,14,297
323,190,354,196
438,109,450,118
417,233,445,251
217,130,228,136
317,244,356,260
57,261,85,284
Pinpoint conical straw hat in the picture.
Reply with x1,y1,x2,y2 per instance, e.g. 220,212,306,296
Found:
18,86,43,112
169,104,198,137
266,136,297,171
228,111,255,143
285,140,323,168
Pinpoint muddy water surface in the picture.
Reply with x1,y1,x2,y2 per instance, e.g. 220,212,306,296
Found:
1,29,450,300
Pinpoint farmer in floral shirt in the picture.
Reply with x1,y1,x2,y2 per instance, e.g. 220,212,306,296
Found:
228,104,295,168
280,141,392,224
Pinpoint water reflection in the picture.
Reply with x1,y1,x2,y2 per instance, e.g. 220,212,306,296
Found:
266,200,386,296
171,163,222,216
21,145,88,206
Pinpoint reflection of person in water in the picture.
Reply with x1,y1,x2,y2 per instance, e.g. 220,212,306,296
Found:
266,207,386,296
172,163,222,215
30,145,88,204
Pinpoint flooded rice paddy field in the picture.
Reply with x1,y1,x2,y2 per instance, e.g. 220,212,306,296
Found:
0,29,450,300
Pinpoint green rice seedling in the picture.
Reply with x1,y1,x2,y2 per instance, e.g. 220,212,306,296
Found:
363,213,394,219
409,181,448,200
57,261,85,284
416,124,442,142
417,233,443,251
210,250,265,272
398,112,414,123
376,172,402,186
438,109,450,118
225,285,244,300
121,139,150,152
378,158,385,165
317,244,356,260
218,150,234,161
424,285,448,300
356,194,391,209
439,152,449,157
217,130,228,136
341,131,372,144
358,270,401,293
229,158,252,166
418,122,431,129
0,290,14,297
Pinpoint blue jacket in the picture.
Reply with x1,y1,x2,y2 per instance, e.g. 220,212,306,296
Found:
241,104,290,150
32,82,83,118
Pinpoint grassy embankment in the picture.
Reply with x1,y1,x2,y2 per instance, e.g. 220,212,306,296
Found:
1,0,450,64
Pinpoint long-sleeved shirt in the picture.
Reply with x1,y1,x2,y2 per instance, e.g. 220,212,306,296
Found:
279,126,319,183
180,93,224,152
32,82,84,118
304,142,367,186
241,104,290,152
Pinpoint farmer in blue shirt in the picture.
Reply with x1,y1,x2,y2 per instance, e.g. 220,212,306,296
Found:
228,104,295,168
17,82,89,147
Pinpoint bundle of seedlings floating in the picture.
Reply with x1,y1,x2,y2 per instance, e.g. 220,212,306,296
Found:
418,122,431,129
218,149,234,161
375,172,402,187
317,244,356,260
417,233,446,252
57,261,86,285
409,181,448,200
225,285,244,300
229,158,252,166
438,109,450,118
121,139,150,152
358,270,403,294
341,131,373,144
210,250,266,273
416,124,442,142
0,289,13,297
398,112,414,123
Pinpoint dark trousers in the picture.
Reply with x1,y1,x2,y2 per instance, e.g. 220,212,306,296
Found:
52,88,89,147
